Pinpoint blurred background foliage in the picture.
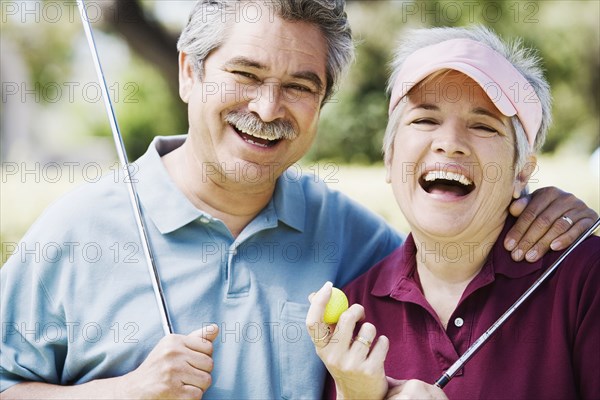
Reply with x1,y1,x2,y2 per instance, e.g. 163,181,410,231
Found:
1,0,598,163
310,0,600,163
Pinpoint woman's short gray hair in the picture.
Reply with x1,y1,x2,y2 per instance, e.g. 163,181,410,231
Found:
383,26,552,173
177,0,355,104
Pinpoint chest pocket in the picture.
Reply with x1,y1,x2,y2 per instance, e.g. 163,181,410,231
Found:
278,301,326,399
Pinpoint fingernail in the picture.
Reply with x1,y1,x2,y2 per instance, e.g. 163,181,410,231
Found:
506,239,516,251
513,249,524,261
525,249,538,262
321,281,333,291
550,241,561,251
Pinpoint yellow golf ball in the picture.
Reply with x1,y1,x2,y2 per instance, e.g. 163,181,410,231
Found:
323,287,349,324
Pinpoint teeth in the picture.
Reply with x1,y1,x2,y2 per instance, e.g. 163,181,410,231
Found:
244,138,268,148
238,126,277,141
424,171,473,186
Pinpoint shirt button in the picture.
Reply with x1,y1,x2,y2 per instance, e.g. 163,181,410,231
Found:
454,317,464,327
199,216,210,224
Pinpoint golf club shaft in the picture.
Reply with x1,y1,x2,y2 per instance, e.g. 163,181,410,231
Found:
435,217,600,389
76,0,173,335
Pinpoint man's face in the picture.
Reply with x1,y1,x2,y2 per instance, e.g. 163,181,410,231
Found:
179,7,328,188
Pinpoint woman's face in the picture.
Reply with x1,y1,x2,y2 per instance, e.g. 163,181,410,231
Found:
386,71,533,241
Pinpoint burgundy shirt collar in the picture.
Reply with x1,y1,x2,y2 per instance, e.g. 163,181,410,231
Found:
371,217,545,301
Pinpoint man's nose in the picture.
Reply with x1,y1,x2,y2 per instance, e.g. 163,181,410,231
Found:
247,82,285,122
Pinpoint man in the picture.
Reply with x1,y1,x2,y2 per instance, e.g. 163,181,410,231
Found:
1,1,596,399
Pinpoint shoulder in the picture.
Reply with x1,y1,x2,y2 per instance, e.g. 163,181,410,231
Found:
550,235,600,285
542,236,600,275
284,170,399,232
26,174,131,239
286,169,403,246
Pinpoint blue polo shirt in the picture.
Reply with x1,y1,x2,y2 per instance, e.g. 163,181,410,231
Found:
1,135,403,399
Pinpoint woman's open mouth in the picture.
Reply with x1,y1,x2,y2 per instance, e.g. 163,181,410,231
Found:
419,170,476,197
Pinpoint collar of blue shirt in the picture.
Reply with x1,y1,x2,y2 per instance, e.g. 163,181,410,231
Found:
134,135,305,234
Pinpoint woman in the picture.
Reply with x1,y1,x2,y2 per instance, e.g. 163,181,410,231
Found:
306,26,599,400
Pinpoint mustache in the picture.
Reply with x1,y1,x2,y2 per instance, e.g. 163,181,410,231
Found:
225,111,298,141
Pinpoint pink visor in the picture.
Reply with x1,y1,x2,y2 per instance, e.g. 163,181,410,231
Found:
388,38,542,149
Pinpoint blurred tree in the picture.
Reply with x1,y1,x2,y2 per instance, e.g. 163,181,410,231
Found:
97,0,180,101
83,0,600,160
309,0,599,163
3,0,597,163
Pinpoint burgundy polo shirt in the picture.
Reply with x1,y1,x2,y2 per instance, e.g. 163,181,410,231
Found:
325,218,600,399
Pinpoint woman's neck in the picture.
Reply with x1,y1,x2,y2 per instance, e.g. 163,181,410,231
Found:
411,223,504,328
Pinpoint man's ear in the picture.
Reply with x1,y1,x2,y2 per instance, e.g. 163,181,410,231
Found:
384,154,392,184
179,52,196,103
513,154,537,199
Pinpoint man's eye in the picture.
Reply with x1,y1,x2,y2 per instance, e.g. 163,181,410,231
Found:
286,84,313,94
232,71,258,81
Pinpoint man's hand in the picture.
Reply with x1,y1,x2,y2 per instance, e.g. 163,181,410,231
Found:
506,187,598,262
119,324,219,399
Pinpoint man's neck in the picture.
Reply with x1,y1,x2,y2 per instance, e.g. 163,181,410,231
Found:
161,144,276,238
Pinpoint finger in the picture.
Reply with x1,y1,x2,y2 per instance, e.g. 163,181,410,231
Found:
509,201,575,261
186,352,214,373
550,205,599,250
506,187,599,258
184,338,214,357
386,377,407,387
188,324,219,341
508,195,529,220
522,206,594,260
330,304,366,349
350,322,376,359
180,385,204,399
550,215,599,251
518,207,582,262
509,193,597,261
180,368,212,392
385,377,407,399
306,282,334,346
184,329,217,356
505,192,555,254
364,335,389,368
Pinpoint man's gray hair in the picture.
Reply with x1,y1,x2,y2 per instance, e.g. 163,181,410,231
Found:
383,25,552,173
177,0,355,104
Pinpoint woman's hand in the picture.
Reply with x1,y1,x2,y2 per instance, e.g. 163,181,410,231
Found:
385,378,448,400
306,282,389,400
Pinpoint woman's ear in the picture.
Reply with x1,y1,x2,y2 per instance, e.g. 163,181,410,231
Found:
179,52,196,103
513,154,537,199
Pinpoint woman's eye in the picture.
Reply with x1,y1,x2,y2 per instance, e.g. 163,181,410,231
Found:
412,118,438,125
472,125,498,133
